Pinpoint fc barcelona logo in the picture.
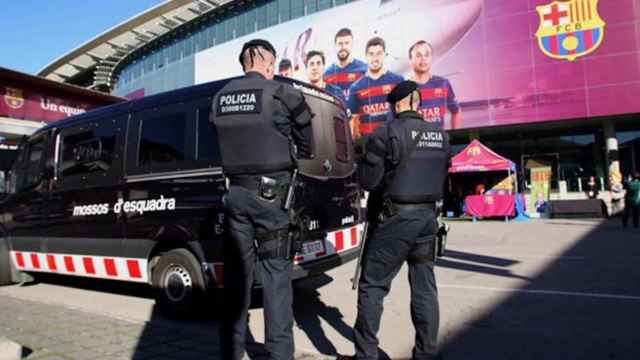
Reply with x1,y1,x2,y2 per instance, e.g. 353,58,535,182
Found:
535,0,605,61
4,87,24,109
467,145,481,157
382,85,392,94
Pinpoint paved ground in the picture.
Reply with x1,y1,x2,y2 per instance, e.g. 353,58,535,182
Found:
1,218,639,359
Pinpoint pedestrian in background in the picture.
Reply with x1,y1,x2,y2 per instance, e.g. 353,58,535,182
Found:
622,172,640,228
587,176,599,199
610,171,625,216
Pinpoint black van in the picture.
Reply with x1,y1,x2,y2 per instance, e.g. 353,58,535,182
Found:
0,77,363,317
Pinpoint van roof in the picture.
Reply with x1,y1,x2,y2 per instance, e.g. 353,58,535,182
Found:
36,77,236,135
36,75,342,136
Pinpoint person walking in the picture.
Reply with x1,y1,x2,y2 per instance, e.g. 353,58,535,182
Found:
622,172,640,228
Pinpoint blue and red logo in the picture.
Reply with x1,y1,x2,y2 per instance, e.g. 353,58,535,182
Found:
535,0,605,61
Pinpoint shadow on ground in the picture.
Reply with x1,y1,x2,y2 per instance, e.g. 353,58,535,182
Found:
438,219,640,360
293,274,354,356
437,249,530,281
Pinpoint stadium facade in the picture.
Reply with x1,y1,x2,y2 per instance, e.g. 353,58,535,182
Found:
37,0,640,209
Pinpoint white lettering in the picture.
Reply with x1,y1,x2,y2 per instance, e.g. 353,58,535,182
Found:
72,196,177,217
71,203,110,217
40,97,85,116
412,131,443,142
341,215,355,225
220,93,257,105
113,199,123,214
293,83,335,103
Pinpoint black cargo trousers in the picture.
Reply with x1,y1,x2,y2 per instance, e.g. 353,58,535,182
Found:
622,199,640,228
354,206,440,360
221,172,294,360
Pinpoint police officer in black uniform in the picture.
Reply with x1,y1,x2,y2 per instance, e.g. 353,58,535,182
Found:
213,39,313,360
351,80,451,360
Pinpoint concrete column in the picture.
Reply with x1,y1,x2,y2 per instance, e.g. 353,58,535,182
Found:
603,121,620,186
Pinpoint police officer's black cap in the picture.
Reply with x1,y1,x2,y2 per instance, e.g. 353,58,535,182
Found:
387,80,419,104
238,39,277,65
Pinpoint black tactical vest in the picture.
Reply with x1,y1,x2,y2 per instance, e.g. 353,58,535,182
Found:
385,111,450,203
212,73,293,175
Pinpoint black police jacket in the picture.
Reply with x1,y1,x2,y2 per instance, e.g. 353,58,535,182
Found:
357,110,451,203
212,72,313,175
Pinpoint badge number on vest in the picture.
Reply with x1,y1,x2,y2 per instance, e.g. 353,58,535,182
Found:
217,89,262,116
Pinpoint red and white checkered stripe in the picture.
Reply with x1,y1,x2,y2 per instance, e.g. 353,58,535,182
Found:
10,251,148,283
294,223,364,263
206,223,364,287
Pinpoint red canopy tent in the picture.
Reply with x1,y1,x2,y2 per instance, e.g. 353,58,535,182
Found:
449,139,516,174
448,140,520,219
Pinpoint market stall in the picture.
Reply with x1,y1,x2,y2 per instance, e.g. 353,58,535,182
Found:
448,140,525,220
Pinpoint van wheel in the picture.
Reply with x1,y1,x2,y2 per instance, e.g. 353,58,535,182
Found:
0,238,14,286
152,248,207,319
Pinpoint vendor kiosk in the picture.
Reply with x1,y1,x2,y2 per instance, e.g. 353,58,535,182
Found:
448,140,526,221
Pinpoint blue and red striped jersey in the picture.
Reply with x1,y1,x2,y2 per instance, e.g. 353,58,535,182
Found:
416,76,460,128
347,71,404,135
324,83,346,104
323,59,367,98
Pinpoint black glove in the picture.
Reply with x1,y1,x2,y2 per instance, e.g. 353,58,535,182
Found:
354,136,366,155
353,134,371,162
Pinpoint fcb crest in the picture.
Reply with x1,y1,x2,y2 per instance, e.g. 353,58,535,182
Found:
467,145,481,157
535,0,605,61
4,87,24,109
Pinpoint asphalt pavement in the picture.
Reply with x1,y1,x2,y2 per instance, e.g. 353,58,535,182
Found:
1,218,639,359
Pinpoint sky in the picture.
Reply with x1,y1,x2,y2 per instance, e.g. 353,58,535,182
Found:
0,0,164,75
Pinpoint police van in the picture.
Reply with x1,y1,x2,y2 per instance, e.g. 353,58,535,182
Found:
0,77,363,317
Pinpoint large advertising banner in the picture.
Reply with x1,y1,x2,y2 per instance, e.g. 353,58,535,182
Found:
0,86,91,123
530,166,552,214
195,0,640,131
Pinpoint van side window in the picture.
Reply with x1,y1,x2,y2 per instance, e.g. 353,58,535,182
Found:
26,139,45,183
10,138,45,192
10,146,27,193
334,117,350,163
196,106,221,162
138,113,187,166
60,125,117,179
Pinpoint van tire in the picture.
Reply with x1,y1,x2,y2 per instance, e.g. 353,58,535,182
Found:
151,248,207,319
0,237,13,286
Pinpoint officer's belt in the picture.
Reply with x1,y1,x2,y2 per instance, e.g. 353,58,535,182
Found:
381,201,435,220
229,172,289,191
390,202,436,212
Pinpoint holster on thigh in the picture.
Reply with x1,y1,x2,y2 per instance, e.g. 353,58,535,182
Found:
408,235,436,265
255,229,291,260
